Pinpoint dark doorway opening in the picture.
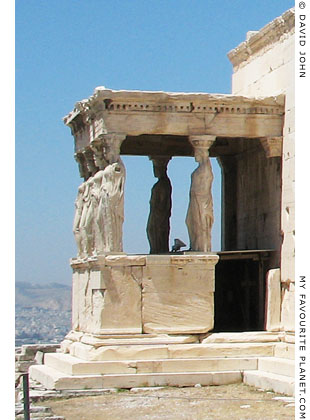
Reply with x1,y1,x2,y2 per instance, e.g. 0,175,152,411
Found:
214,250,274,332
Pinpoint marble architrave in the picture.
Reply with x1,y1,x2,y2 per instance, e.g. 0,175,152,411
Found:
64,89,285,142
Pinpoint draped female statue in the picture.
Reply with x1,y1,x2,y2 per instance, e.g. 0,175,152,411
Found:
146,157,172,254
77,180,92,257
73,135,126,257
73,182,86,258
186,147,214,252
95,138,126,253
96,159,125,252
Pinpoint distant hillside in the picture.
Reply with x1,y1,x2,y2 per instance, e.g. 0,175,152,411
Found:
15,281,72,311
15,282,72,346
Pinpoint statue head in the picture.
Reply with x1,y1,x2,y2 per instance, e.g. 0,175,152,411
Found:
83,148,97,176
90,141,108,170
150,156,171,179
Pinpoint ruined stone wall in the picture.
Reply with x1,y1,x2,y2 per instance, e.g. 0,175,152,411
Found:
228,9,295,332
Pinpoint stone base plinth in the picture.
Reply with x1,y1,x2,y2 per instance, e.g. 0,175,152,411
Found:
29,333,294,395
69,253,219,339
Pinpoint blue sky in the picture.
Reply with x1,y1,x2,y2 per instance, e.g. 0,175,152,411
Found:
15,0,294,285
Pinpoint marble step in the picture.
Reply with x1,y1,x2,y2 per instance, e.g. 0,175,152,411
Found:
243,370,295,396
70,341,275,361
201,331,281,343
258,357,295,378
274,342,295,360
64,331,199,347
29,364,242,390
44,353,258,376
66,331,281,347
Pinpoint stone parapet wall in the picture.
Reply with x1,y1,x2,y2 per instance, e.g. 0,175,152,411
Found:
69,253,219,342
228,9,294,71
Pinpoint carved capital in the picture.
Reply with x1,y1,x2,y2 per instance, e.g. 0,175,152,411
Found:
148,156,171,167
103,133,127,144
260,137,283,158
148,156,171,181
102,133,127,164
189,135,216,151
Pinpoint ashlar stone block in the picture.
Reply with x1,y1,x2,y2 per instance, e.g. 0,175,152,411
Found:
142,255,218,334
281,288,295,332
265,269,281,331
89,265,142,334
71,258,143,336
77,269,92,333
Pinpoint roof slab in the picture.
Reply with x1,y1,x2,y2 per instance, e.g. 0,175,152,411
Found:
64,87,285,157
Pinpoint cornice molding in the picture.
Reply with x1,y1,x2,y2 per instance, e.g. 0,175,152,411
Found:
227,8,295,69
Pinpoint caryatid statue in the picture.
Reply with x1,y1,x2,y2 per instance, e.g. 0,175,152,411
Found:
73,182,86,258
186,136,215,252
76,150,98,257
97,134,126,253
73,134,126,258
147,157,172,254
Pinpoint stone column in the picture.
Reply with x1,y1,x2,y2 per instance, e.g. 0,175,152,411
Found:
146,156,172,254
186,135,216,252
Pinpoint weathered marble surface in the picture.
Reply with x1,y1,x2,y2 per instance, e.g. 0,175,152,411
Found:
142,255,217,334
72,264,142,335
280,282,295,332
265,269,281,331
69,254,218,340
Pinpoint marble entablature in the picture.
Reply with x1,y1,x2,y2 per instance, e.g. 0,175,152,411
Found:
64,89,284,156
